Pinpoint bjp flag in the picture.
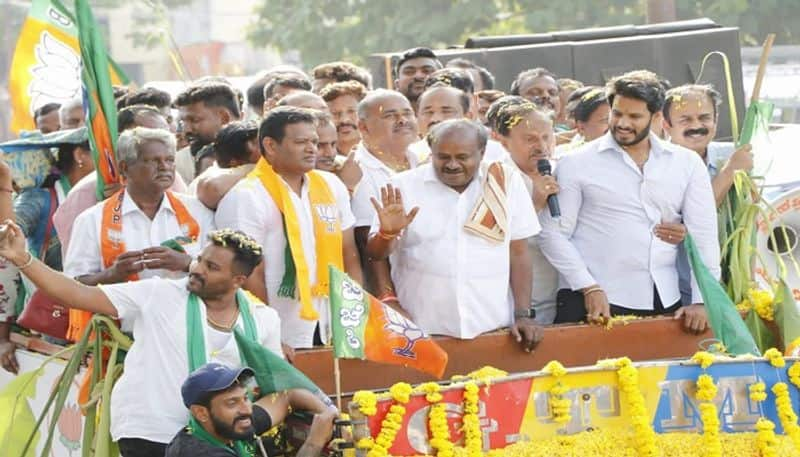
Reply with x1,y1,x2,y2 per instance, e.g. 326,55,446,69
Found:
8,0,127,135
329,266,449,378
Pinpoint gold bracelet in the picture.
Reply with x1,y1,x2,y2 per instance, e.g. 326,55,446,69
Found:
17,252,34,270
376,229,400,241
582,286,603,296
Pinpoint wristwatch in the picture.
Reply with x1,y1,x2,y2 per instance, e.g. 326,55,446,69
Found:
514,307,537,319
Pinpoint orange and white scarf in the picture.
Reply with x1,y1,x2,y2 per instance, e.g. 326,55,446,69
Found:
463,161,510,243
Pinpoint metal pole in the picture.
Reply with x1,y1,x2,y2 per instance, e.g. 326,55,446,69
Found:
646,0,677,24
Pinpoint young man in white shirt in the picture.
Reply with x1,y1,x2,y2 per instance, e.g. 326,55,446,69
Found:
538,71,720,333
366,119,544,350
216,107,362,349
0,226,282,457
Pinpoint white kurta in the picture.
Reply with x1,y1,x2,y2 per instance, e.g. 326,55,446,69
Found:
101,277,282,444
371,163,540,338
215,170,355,348
350,143,419,227
64,191,216,280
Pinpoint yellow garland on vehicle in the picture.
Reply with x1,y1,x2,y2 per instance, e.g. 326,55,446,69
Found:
462,382,482,457
772,382,800,452
691,351,715,369
764,348,786,368
421,382,454,457
756,418,779,457
598,357,658,457
789,362,800,389
695,374,721,457
542,361,571,425
366,383,412,457
750,382,767,403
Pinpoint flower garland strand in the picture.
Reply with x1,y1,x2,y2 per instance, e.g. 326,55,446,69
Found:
542,361,571,425
367,382,412,457
772,382,800,452
695,374,722,457
421,382,455,457
789,362,800,390
598,357,658,457
462,381,482,457
756,418,779,457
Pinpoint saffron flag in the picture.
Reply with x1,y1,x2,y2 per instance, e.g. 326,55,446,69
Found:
76,0,123,200
328,266,448,378
684,234,760,356
8,0,127,135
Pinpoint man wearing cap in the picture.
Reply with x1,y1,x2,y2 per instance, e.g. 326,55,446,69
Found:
167,362,336,457
0,226,282,457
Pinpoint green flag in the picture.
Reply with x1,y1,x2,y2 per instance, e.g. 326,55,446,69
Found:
233,328,331,406
685,234,760,356
775,279,800,355
76,0,123,200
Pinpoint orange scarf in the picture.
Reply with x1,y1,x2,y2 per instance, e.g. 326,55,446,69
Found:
66,189,200,341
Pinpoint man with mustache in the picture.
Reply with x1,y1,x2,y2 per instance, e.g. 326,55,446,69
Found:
538,71,720,334
366,119,543,350
662,84,753,206
216,107,362,349
662,84,753,306
167,363,335,457
351,90,419,298
314,114,339,173
320,81,367,156
0,227,282,456
394,47,442,111
64,127,215,343
175,83,242,184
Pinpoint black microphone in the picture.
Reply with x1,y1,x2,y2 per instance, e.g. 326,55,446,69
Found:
537,159,560,218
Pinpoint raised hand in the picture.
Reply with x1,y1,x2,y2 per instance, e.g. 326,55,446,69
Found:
370,184,419,235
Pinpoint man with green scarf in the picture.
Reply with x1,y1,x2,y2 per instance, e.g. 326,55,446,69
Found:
0,224,284,457
166,362,336,457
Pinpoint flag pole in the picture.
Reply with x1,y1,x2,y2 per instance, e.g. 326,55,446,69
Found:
750,34,775,104
334,357,343,411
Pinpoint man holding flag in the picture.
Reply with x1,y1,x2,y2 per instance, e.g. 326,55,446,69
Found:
0,226,288,456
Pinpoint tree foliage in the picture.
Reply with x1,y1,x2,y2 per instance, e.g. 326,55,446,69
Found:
247,0,800,67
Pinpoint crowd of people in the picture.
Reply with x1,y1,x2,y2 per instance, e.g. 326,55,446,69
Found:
0,46,754,456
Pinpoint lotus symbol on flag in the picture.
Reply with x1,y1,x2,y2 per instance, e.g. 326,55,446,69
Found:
383,305,425,359
28,31,81,114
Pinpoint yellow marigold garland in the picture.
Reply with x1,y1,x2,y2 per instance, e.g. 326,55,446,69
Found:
773,382,800,452
462,381,482,457
789,362,800,389
764,348,786,368
750,382,767,403
353,390,378,417
691,351,715,369
421,382,454,457
695,374,721,457
598,357,658,457
756,418,779,457
367,383,412,457
542,361,571,425
751,288,775,321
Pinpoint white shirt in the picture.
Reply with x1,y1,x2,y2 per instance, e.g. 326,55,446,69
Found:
705,141,735,178
215,170,355,348
351,143,419,227
410,138,509,164
64,191,215,280
371,163,540,338
502,156,559,324
537,132,721,309
101,277,282,444
175,146,196,185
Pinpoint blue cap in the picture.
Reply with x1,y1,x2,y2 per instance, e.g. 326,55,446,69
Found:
181,363,255,408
